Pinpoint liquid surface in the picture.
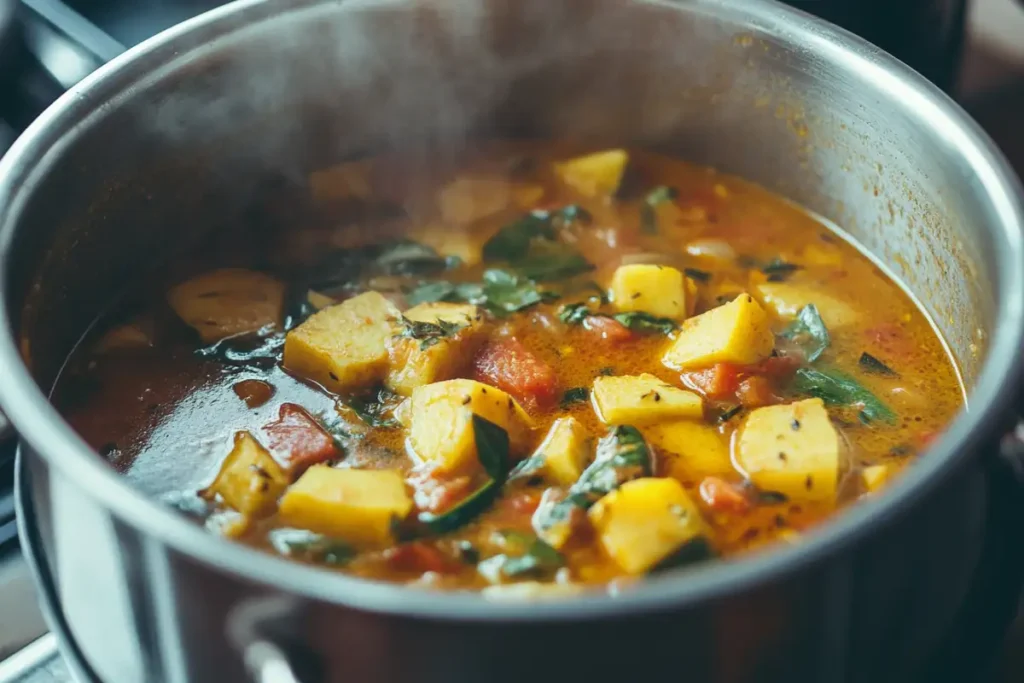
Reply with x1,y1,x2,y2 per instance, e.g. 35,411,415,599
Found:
55,142,963,598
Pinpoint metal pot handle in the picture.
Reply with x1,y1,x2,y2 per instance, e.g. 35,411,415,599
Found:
226,594,307,683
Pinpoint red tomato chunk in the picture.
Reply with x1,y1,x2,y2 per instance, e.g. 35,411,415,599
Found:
473,338,557,410
262,403,339,474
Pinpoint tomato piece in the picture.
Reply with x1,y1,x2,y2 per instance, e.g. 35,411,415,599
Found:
682,363,741,400
582,316,636,343
736,376,778,408
473,338,558,410
262,403,339,474
384,542,460,575
699,476,752,514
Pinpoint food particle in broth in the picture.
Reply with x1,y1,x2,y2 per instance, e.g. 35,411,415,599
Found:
55,143,964,596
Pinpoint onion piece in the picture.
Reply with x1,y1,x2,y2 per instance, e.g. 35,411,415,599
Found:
685,239,736,262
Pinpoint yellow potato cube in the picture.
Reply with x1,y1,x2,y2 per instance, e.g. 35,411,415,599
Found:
553,149,628,197
279,466,412,547
309,160,372,201
592,374,703,426
407,379,534,475
643,421,733,479
661,293,774,370
167,268,284,343
861,464,892,493
735,398,839,502
438,177,511,225
588,478,710,574
283,292,400,394
609,264,687,320
202,432,288,517
530,417,591,486
408,224,480,266
754,282,859,329
386,303,488,396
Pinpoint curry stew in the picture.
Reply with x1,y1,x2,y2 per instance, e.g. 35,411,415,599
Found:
56,145,963,597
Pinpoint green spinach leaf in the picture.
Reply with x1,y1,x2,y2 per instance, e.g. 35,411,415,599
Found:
482,213,555,262
780,304,830,363
790,367,896,424
612,311,678,335
396,315,466,350
473,413,510,481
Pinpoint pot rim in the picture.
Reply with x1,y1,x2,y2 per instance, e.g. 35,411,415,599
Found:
0,0,1022,622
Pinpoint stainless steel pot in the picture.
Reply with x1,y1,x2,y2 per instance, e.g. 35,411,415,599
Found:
0,1,1022,682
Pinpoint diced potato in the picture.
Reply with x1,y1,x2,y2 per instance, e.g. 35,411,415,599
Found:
609,264,687,320
201,432,288,517
283,292,400,394
408,224,480,266
279,466,412,546
685,277,699,318
861,464,892,493
167,268,284,343
309,160,372,201
735,398,840,502
306,290,337,310
530,417,591,486
754,282,859,329
438,177,511,225
644,421,733,479
592,373,703,426
553,149,628,197
661,293,774,370
407,379,534,475
588,478,710,574
386,303,488,395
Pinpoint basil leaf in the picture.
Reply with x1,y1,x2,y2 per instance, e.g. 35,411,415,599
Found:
269,528,356,565
496,535,564,578
342,388,402,429
473,413,510,481
513,244,594,282
640,185,678,234
791,367,896,424
859,352,898,377
374,240,447,276
612,311,678,335
558,302,592,325
560,387,589,409
780,304,830,363
483,213,555,262
480,269,553,315
406,281,457,306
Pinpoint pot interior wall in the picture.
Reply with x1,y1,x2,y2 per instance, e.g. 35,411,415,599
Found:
4,0,997,396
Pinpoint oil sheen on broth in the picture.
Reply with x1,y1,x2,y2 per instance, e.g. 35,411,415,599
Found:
55,143,963,598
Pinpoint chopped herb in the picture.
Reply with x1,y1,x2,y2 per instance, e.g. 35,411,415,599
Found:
755,490,789,505
640,185,679,234
790,367,896,424
268,528,355,565
716,404,744,423
683,267,711,282
560,387,590,409
760,258,801,280
396,315,466,350
341,388,402,429
859,352,898,377
888,444,914,458
612,311,678,335
482,212,555,262
559,304,678,336
780,304,830,363
407,269,553,317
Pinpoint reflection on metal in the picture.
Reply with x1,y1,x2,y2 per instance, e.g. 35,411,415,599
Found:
0,555,47,661
0,634,56,683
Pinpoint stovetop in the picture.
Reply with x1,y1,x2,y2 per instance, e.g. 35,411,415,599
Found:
1,0,1024,681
